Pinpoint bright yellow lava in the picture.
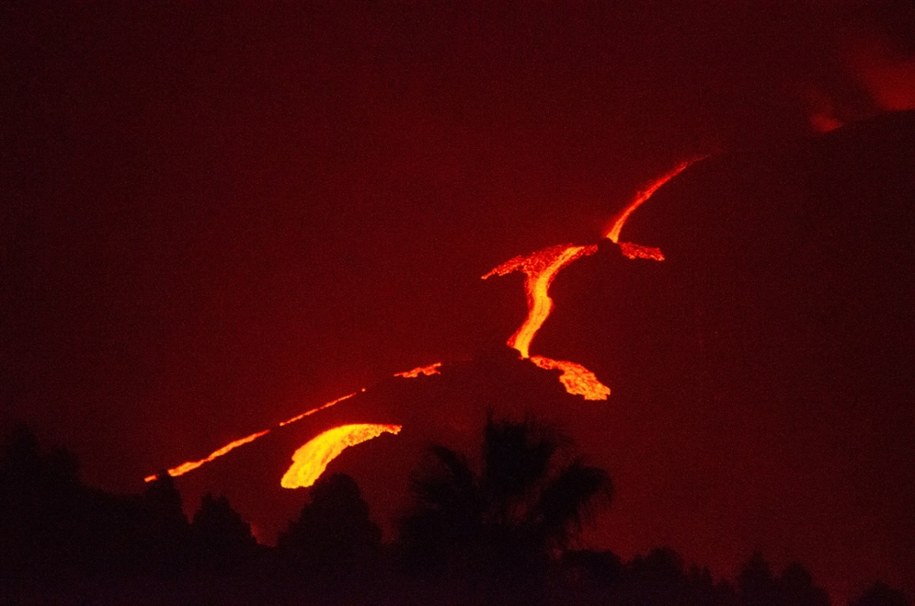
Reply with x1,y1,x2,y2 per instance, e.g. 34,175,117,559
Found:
482,159,705,401
483,244,598,359
144,390,364,482
280,424,403,489
148,159,704,483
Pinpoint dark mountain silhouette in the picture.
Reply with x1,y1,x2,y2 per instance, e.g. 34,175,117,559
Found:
7,111,896,604
538,110,915,600
166,113,915,602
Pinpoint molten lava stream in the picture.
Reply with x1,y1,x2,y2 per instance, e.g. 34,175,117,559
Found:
280,424,403,489
145,362,442,484
144,391,362,483
150,158,705,483
604,159,697,244
394,362,442,378
482,244,611,400
277,390,363,427
529,356,611,401
481,158,706,402
143,430,271,483
483,244,597,359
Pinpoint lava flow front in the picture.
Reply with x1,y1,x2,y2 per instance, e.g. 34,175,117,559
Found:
280,424,403,489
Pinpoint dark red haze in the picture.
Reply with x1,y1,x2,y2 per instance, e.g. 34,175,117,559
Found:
3,3,914,602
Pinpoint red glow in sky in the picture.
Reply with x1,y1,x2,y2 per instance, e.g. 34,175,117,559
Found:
4,3,914,602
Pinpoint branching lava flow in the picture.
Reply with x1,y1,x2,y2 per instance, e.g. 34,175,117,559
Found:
145,159,703,489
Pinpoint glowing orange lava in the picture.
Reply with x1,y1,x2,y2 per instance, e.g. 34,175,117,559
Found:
618,242,665,261
277,391,362,427
280,424,402,489
144,391,364,482
605,160,695,244
530,356,611,400
483,244,598,359
482,159,704,401
144,429,270,483
394,362,443,378
149,159,703,484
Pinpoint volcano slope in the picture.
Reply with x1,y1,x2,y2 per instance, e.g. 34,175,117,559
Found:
537,110,915,601
175,349,613,545
173,111,913,602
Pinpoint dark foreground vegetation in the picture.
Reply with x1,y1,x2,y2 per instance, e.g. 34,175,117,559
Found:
1,419,909,606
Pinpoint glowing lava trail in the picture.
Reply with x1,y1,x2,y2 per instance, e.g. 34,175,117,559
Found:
482,244,609,400
144,360,445,483
143,430,271,483
604,159,696,245
147,158,703,486
280,424,403,489
482,244,598,359
394,362,443,378
277,391,362,427
483,158,705,400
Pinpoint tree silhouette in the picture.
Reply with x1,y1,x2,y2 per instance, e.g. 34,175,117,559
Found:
849,582,910,606
191,493,259,573
0,424,87,573
735,553,832,606
780,562,830,606
137,472,191,576
277,472,381,590
397,414,611,600
738,551,780,606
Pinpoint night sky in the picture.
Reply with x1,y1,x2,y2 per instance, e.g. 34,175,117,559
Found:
3,2,914,602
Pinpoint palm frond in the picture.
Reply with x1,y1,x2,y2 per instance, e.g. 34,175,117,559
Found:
530,458,612,548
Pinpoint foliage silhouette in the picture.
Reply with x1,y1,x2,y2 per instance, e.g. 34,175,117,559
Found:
276,471,382,595
739,551,781,606
849,582,911,606
397,413,612,600
1,423,911,606
191,492,259,573
780,562,831,606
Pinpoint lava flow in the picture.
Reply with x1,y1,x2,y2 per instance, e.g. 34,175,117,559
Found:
529,356,611,401
143,430,270,483
394,362,443,378
280,424,403,489
481,158,705,401
144,391,364,483
481,244,611,401
146,159,702,488
604,159,696,245
482,244,598,359
143,361,445,484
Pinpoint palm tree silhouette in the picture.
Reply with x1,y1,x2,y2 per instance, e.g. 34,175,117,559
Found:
398,413,612,597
